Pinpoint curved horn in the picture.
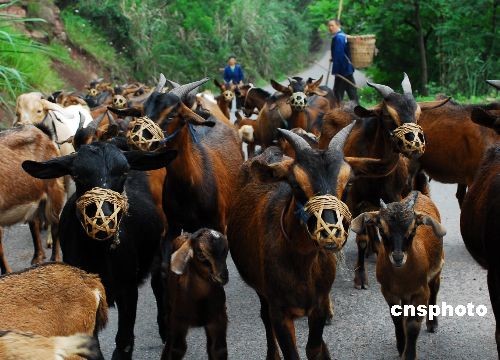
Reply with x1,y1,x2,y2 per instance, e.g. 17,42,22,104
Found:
166,79,181,89
406,190,419,210
401,72,412,94
367,82,394,98
277,128,311,154
380,198,388,210
169,78,210,101
486,80,500,90
327,120,356,155
288,77,297,84
77,112,86,131
155,73,167,93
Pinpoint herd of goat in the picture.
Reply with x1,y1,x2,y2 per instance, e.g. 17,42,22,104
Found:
0,72,498,360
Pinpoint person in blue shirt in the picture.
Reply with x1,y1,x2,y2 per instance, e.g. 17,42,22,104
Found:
223,55,244,87
328,19,358,104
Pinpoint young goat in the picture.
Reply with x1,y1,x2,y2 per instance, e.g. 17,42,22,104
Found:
0,263,108,358
351,191,446,360
0,330,99,360
161,228,229,360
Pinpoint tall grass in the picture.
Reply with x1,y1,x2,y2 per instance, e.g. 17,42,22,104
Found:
0,1,65,116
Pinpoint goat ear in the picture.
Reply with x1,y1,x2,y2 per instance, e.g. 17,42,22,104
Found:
354,105,382,118
345,154,399,178
214,79,224,90
250,158,293,183
22,154,76,179
350,211,379,234
170,240,193,275
270,79,291,94
124,149,178,171
40,99,71,117
179,102,216,127
418,97,450,110
107,105,143,118
415,212,447,237
471,108,500,134
306,76,327,96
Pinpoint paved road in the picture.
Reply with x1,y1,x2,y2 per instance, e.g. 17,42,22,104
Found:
3,50,497,359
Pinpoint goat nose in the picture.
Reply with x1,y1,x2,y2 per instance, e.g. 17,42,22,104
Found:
391,251,405,267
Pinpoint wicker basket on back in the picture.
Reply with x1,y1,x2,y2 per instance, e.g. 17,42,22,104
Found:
347,34,376,69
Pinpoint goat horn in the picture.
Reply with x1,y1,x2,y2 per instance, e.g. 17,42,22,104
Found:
406,190,419,210
277,128,311,154
169,78,210,101
166,79,181,89
401,72,412,94
367,82,394,98
327,120,356,155
288,77,297,84
486,80,500,90
77,112,86,131
155,73,167,93
380,198,388,210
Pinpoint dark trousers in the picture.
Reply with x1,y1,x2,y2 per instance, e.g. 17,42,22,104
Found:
333,73,358,104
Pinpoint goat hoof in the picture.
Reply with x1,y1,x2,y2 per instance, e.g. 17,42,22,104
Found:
426,320,438,333
31,255,46,265
354,271,368,289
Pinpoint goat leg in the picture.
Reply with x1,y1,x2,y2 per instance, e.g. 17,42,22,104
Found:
487,267,500,357
426,273,441,333
456,184,467,208
402,292,427,360
258,295,280,360
354,231,369,289
151,252,167,342
204,312,228,360
306,300,332,360
49,222,61,262
383,290,405,356
161,322,189,360
0,227,12,274
270,309,299,360
112,284,138,360
28,218,46,265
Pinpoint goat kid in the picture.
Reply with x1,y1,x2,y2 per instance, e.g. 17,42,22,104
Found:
351,191,446,360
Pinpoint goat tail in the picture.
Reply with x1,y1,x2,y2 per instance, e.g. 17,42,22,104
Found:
53,334,100,359
94,286,109,333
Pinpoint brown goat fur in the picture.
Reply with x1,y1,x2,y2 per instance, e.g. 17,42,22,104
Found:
161,229,229,360
460,109,500,354
0,125,65,272
416,101,499,205
0,330,99,360
0,263,108,338
352,191,446,359
228,124,400,359
278,128,319,158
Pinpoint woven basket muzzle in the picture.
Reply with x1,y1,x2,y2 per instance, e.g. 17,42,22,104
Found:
88,88,99,97
391,122,425,157
76,187,129,241
127,116,165,151
113,95,127,109
223,90,234,102
303,195,352,251
289,92,307,111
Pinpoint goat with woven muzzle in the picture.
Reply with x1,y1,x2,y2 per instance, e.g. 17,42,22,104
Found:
318,73,449,289
228,122,401,360
22,118,177,360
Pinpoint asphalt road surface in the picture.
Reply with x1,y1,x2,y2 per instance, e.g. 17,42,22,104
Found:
3,50,497,359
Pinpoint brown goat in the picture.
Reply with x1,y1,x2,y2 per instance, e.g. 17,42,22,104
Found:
460,105,500,356
214,79,235,120
318,75,449,289
161,229,229,360
0,330,99,360
228,124,400,359
0,125,65,273
237,85,271,117
351,191,446,360
416,100,499,206
0,263,108,357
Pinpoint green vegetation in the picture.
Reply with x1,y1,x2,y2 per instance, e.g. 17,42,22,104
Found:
60,9,129,78
307,0,498,98
0,1,65,112
57,0,314,84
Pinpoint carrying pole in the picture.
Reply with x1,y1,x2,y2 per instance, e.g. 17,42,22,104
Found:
337,0,343,20
325,60,332,86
